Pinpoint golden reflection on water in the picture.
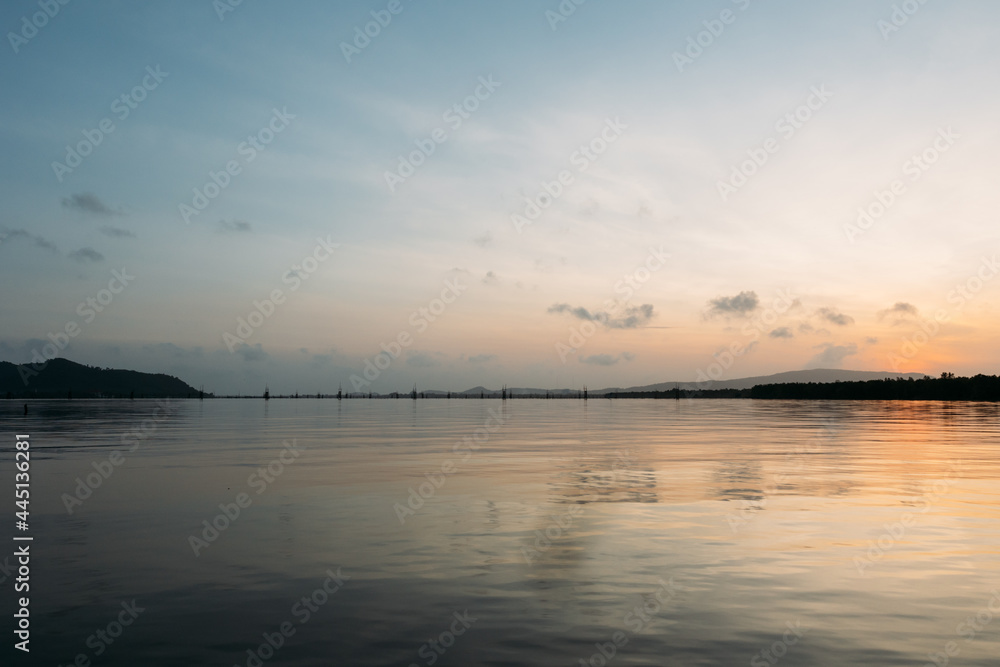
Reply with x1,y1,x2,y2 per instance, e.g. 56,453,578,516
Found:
7,398,1000,666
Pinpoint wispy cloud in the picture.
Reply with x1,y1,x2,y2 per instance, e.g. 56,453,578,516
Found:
706,291,759,318
68,247,104,263
235,344,268,362
217,219,252,233
805,342,858,368
816,307,855,327
579,351,635,366
769,327,794,339
877,302,918,325
100,225,136,238
548,303,655,329
0,228,58,252
61,192,122,217
468,354,497,363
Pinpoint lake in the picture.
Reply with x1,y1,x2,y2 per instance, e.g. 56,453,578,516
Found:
3,398,1000,666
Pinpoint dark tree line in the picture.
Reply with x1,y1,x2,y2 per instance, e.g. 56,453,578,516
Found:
600,375,1000,401
748,374,1000,401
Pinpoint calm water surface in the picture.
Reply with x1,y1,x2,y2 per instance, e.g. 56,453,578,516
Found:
2,398,1000,665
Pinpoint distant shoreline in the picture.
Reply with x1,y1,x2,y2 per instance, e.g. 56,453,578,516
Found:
7,375,1000,404
4,358,998,402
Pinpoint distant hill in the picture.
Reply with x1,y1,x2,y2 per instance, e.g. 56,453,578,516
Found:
1,361,929,400
0,358,204,399
597,369,926,394
417,370,928,398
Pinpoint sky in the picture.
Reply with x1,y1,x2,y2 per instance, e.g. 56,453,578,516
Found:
1,0,999,395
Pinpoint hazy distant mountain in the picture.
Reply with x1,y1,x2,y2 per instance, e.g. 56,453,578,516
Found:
4,360,924,400
0,358,204,398
598,369,927,393
427,370,926,397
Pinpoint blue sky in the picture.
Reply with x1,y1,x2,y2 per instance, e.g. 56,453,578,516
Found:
2,0,999,393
